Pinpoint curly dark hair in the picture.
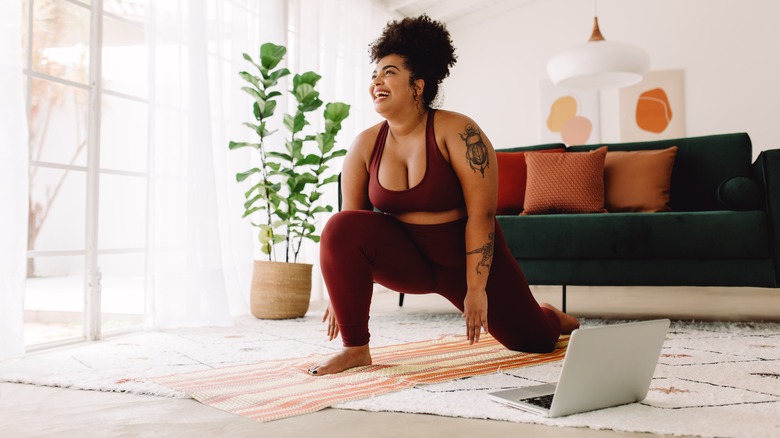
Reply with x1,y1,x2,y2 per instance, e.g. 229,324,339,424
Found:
369,14,457,109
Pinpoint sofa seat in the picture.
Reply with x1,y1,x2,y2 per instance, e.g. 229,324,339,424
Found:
498,210,770,260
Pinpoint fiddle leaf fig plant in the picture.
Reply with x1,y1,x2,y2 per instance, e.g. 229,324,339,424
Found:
229,42,350,263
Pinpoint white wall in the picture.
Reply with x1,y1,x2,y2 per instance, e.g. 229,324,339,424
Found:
444,0,780,157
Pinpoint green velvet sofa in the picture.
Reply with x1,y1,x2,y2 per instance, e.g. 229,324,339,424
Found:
497,133,779,310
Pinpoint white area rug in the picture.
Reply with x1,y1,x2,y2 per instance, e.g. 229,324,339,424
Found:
1,310,778,438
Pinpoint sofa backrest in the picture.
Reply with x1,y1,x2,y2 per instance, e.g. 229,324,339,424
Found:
568,133,753,211
501,143,567,153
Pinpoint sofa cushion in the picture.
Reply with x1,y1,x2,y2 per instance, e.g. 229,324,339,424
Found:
522,147,608,215
568,133,753,211
496,148,565,215
717,176,763,211
604,147,678,212
498,211,769,260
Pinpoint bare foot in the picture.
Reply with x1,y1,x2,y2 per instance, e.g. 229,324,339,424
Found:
540,303,580,335
307,345,372,376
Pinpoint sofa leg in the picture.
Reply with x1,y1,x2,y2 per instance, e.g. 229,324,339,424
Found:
561,285,567,314
399,293,405,307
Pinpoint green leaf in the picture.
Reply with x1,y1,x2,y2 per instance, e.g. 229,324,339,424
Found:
267,151,293,162
284,112,308,134
299,97,323,113
269,68,291,82
242,53,264,73
253,102,261,121
241,85,262,100
283,114,294,133
242,206,263,218
228,141,260,151
258,224,274,243
243,193,266,209
261,99,277,118
296,154,321,167
260,43,286,70
324,102,351,125
236,168,261,182
293,83,316,103
317,133,335,154
239,71,261,89
311,206,332,214
291,191,309,201
319,174,340,185
294,71,321,88
292,173,318,192
285,139,304,159
245,183,266,199
255,121,272,137
323,149,347,162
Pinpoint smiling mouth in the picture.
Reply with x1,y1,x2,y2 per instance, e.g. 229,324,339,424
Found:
374,91,389,101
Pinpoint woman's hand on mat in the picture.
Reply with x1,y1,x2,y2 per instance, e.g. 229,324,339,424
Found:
322,303,339,341
463,289,489,344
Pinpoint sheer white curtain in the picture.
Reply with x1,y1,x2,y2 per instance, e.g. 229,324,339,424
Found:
144,0,285,328
290,0,398,300
0,0,28,360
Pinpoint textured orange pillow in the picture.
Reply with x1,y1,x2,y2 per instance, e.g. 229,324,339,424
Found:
604,147,678,212
496,148,565,215
523,147,608,215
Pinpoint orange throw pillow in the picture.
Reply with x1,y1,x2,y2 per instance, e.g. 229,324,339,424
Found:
496,148,565,215
523,147,608,215
604,147,678,212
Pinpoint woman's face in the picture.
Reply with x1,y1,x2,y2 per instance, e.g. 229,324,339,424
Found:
369,54,421,114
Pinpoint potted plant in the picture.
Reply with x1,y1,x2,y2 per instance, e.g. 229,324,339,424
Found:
229,42,349,319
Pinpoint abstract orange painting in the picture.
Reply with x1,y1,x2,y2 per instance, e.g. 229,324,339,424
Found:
619,70,685,141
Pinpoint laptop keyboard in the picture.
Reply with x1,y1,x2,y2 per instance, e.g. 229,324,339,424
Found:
521,394,555,409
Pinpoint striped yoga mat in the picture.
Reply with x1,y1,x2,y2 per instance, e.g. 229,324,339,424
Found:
152,334,569,422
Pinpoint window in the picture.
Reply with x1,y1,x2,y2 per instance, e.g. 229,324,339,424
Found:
19,0,393,350
23,0,149,347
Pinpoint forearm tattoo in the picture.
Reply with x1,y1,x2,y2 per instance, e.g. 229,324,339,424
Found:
460,124,489,177
466,232,494,275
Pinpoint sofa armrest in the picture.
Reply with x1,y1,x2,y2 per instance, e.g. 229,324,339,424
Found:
752,149,780,287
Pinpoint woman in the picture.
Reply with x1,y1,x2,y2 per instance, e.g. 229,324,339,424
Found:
308,15,579,376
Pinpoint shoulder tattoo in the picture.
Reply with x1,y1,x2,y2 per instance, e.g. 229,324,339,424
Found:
459,124,489,177
466,232,494,275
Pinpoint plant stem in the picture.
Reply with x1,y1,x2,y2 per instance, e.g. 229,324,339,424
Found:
257,131,275,262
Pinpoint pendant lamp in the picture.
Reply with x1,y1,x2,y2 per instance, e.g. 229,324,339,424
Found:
547,16,650,90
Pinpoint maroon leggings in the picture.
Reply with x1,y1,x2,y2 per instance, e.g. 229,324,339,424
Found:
319,210,562,353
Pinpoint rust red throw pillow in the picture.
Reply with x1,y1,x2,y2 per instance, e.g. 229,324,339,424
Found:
496,148,565,215
523,147,608,215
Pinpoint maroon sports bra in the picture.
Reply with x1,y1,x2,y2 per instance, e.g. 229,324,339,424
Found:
368,110,466,214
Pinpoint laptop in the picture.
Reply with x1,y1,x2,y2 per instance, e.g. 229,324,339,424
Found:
488,319,670,418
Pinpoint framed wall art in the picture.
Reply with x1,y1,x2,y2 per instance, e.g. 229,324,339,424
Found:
539,80,600,146
619,69,686,141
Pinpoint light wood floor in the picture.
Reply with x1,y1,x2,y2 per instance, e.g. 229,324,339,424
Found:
1,286,777,438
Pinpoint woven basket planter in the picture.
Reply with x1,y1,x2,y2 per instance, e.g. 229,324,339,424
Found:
250,260,312,319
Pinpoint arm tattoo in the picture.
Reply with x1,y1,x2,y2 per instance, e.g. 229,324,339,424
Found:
459,124,489,177
466,232,494,275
